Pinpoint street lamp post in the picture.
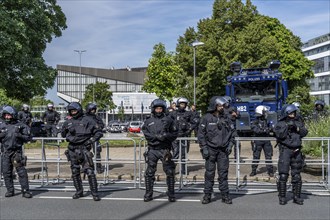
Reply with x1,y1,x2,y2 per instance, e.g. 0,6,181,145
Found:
74,50,87,102
191,40,204,106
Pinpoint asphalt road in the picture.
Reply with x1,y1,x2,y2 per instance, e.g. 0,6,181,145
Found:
1,185,329,220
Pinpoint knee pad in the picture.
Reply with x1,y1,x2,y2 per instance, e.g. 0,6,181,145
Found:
72,167,80,175
85,168,94,176
279,173,288,182
292,173,301,183
165,169,175,177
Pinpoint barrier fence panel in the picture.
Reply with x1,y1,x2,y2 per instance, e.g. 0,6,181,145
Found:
1,136,329,195
138,136,329,196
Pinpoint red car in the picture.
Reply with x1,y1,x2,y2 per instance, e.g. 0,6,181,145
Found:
128,121,143,133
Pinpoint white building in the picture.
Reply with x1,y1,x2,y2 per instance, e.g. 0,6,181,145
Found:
303,33,330,105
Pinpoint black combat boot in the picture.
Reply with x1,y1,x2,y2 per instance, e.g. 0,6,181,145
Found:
5,190,14,197
144,176,154,202
221,192,232,204
72,175,84,199
278,181,287,205
22,189,32,198
167,176,176,202
292,182,304,205
249,169,257,177
201,194,211,204
88,174,100,201
96,163,104,174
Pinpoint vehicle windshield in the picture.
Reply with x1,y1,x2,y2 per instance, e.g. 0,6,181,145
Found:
233,80,278,102
130,121,142,127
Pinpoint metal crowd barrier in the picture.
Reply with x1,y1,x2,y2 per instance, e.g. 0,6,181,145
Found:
137,136,330,196
1,136,329,195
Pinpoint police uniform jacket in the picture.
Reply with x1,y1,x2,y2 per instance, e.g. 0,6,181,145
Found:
0,120,31,152
198,113,235,149
17,111,33,125
61,114,103,145
169,109,198,137
274,119,308,149
42,110,60,125
85,113,105,130
251,117,271,137
142,113,178,148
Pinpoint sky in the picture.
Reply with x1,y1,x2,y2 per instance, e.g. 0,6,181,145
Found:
43,0,330,104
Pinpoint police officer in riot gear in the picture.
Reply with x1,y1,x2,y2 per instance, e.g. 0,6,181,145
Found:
198,96,235,205
85,103,105,174
61,102,103,201
42,103,60,137
275,104,308,205
142,99,178,202
0,106,32,198
311,100,328,120
292,102,305,125
17,104,33,126
250,105,274,177
170,97,198,175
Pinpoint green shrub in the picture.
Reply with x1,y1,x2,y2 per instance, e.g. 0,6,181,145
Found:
303,116,330,157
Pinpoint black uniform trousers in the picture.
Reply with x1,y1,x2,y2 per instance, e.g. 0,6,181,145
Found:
204,147,229,194
278,145,303,183
1,151,29,192
252,140,273,173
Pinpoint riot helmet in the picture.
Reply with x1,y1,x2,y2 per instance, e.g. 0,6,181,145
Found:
151,99,167,117
314,100,325,110
47,103,54,111
2,105,18,122
255,105,270,117
223,96,232,105
176,97,189,111
67,102,83,119
292,102,301,109
22,104,30,112
207,96,227,113
280,104,298,120
86,103,97,114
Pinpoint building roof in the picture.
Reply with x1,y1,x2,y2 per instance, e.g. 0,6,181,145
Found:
57,65,147,85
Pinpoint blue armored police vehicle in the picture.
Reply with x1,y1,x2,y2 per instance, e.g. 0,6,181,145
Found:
225,61,288,135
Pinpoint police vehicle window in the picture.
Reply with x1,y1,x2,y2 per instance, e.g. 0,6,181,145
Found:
234,81,277,102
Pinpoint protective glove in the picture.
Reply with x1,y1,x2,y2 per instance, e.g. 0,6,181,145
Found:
68,127,75,135
156,134,165,142
200,146,209,159
85,138,96,150
287,120,297,132
0,129,7,138
225,145,233,156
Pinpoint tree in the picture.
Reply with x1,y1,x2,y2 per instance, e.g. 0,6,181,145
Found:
174,0,313,112
0,89,21,109
143,43,184,101
29,96,53,107
0,0,67,102
82,81,116,110
286,85,315,117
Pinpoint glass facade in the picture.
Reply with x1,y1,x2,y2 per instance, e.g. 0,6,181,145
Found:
303,33,330,106
57,69,143,100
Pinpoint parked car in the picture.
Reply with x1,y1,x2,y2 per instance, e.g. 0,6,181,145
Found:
108,123,122,133
128,121,143,133
119,122,129,132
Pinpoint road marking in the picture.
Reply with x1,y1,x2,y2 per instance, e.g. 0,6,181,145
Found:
37,196,201,202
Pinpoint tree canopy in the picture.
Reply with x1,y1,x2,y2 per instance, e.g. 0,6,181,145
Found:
143,43,184,101
0,0,67,102
82,81,116,110
173,0,314,112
